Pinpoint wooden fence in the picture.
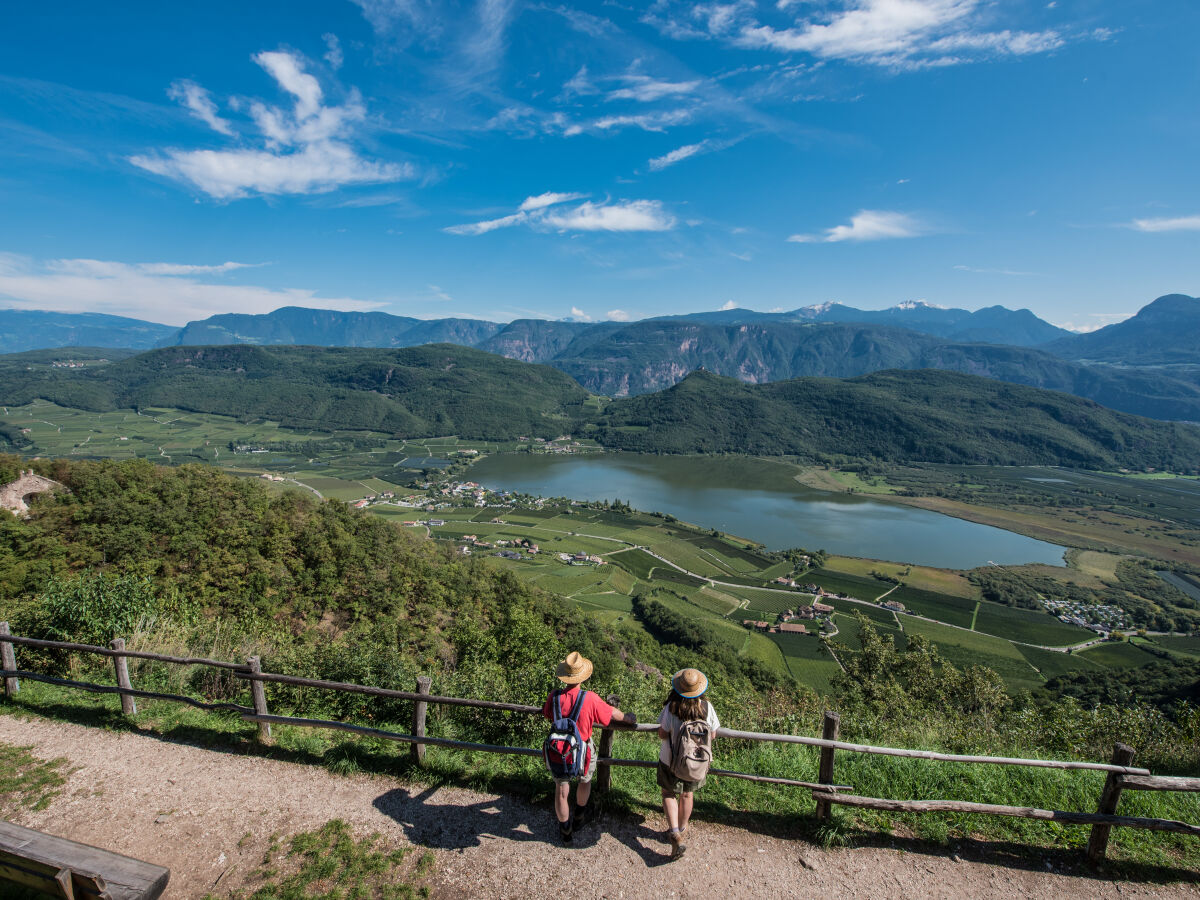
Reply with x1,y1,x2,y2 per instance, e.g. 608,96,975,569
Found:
2,623,1198,866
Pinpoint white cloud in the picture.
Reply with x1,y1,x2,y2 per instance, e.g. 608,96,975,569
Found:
323,33,344,69
543,200,675,232
518,191,589,211
447,198,676,235
953,264,1038,276
609,75,701,102
606,309,633,321
131,50,410,199
137,261,263,276
570,306,592,321
563,109,692,137
648,0,1079,69
788,210,927,243
720,299,738,310
1129,215,1200,233
167,80,234,136
649,141,707,170
0,254,380,325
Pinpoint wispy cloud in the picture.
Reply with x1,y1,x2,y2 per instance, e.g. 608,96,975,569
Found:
519,191,589,211
608,74,701,102
323,33,344,70
649,141,708,170
167,80,234,135
570,306,592,321
606,309,633,321
131,50,411,199
564,109,693,137
1128,214,1200,233
646,0,1083,69
0,254,379,325
788,209,928,243
446,194,676,235
720,299,738,310
953,264,1039,276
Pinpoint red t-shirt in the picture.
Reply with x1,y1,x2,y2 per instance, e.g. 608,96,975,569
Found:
541,685,613,744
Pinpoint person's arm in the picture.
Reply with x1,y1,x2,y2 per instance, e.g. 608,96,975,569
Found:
657,706,670,740
610,706,638,725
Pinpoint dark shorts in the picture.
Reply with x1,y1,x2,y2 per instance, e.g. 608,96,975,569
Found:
657,761,705,794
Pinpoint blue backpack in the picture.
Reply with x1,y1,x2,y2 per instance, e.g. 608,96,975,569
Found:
543,688,589,779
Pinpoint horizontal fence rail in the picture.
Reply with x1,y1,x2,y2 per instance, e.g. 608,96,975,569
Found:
1,623,1196,867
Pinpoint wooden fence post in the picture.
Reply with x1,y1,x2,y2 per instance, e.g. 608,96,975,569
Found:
596,695,619,793
248,656,271,743
110,638,136,716
1086,742,1135,865
814,710,841,821
411,676,432,765
0,623,18,697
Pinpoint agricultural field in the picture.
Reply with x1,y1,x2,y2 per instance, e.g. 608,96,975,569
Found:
831,613,906,653
805,569,892,602
971,602,1094,647
824,556,977,597
887,586,976,629
768,632,841,693
1015,645,1105,681
900,617,1044,693
1077,640,1163,670
1147,634,1200,660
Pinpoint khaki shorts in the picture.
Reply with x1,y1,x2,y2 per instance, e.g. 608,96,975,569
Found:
553,739,597,785
657,760,705,794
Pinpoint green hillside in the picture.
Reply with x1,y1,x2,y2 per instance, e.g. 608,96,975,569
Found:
0,344,590,440
594,369,1200,471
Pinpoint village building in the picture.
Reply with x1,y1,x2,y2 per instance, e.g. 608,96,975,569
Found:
779,622,808,634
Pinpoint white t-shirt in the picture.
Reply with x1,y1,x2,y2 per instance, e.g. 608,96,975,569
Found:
658,700,721,765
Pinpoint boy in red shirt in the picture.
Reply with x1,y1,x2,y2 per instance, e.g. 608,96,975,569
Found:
542,651,637,842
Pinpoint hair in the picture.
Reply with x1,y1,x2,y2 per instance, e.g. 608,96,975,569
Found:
664,688,708,721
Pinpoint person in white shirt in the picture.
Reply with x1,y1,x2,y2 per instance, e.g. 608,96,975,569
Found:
656,667,720,859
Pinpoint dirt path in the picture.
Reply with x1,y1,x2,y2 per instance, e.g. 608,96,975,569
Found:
0,715,1194,899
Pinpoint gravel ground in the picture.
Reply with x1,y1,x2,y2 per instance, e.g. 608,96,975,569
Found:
0,715,1195,899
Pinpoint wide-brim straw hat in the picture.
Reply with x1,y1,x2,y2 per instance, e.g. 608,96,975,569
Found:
556,651,593,684
673,668,708,698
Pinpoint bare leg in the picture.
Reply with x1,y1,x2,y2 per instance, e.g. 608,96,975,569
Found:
679,792,694,831
577,778,592,808
662,791,680,830
555,781,572,823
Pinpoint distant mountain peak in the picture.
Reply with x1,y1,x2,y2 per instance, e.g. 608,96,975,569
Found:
894,299,946,310
801,301,844,314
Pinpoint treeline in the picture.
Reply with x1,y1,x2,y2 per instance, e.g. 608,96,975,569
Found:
593,369,1200,472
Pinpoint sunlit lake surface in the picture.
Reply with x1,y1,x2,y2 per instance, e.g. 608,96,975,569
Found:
470,453,1065,569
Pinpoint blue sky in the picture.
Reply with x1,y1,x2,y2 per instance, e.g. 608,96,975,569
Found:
0,0,1196,329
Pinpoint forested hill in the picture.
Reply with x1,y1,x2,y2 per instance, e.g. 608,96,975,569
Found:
0,344,590,439
594,369,1200,471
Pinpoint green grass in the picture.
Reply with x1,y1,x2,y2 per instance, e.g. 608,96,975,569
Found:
209,819,433,900
768,633,840,692
887,586,976,628
1077,640,1163,669
972,602,1095,647
650,568,708,589
606,548,660,580
1147,634,1200,660
901,618,1043,692
1015,645,1106,681
806,569,892,602
739,589,809,617
0,742,71,812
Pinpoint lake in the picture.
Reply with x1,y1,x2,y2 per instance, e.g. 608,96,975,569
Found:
470,453,1065,569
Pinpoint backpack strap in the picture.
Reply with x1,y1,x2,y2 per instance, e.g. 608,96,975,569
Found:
566,688,587,723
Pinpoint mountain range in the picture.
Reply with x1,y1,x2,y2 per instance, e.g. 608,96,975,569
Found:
1,294,1197,420
1,344,1196,472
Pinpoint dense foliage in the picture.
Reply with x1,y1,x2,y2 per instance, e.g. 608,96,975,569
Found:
593,369,1200,471
0,344,590,440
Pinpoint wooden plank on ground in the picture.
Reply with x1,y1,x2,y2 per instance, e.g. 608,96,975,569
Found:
0,821,169,900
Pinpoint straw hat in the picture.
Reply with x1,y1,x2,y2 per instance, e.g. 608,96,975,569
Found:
673,668,708,698
556,651,593,684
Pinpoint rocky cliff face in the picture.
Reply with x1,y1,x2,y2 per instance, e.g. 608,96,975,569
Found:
0,470,65,516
